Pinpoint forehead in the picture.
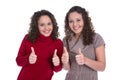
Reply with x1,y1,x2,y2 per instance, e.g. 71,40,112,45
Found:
38,15,51,22
69,12,82,19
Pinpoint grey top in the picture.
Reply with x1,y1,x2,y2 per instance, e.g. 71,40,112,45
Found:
63,33,105,80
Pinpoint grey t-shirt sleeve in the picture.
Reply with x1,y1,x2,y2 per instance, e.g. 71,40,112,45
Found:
93,33,105,48
62,37,67,47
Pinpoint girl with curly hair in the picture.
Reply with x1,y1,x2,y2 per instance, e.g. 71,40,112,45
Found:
62,6,106,80
16,10,63,80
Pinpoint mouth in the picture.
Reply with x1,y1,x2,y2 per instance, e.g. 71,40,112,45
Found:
73,26,81,30
43,30,51,34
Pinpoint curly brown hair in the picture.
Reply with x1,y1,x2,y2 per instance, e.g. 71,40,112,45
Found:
65,6,95,46
27,10,59,43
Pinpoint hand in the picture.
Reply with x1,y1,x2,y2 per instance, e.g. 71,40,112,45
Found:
29,47,37,64
75,48,84,65
62,47,69,64
52,49,60,66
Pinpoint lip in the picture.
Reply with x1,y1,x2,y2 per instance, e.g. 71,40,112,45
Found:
43,30,51,34
73,26,81,30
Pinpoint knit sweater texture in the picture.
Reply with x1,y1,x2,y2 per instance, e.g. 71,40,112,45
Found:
16,34,63,80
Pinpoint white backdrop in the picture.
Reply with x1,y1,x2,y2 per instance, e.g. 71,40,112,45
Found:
0,0,120,80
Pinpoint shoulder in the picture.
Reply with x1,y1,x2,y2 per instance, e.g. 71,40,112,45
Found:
94,33,102,38
62,37,66,42
93,33,105,48
62,37,67,43
23,34,28,40
62,37,68,47
21,34,29,42
54,38,63,50
19,34,29,45
54,38,63,44
93,33,104,41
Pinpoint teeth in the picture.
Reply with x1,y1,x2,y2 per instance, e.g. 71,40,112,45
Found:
74,27,80,30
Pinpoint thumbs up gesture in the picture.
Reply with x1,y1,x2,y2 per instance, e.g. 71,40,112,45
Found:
62,47,69,64
29,47,37,64
52,49,60,66
75,48,84,65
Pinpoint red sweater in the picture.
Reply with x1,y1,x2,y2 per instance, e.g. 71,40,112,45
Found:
16,34,63,80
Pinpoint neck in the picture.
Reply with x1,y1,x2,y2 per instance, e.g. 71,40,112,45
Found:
38,34,52,42
74,33,81,43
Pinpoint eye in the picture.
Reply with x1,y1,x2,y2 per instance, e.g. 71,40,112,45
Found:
68,20,73,23
48,22,52,25
76,19,81,22
40,23,44,26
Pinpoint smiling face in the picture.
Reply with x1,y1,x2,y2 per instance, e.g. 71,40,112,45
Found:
68,12,84,35
38,15,53,37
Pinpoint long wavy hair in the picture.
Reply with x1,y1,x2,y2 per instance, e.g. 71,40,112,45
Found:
27,10,59,43
65,6,95,46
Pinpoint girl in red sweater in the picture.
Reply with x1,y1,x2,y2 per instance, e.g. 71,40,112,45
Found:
16,10,63,80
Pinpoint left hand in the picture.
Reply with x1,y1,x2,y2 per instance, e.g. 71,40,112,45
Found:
52,49,60,66
61,47,69,64
75,48,85,65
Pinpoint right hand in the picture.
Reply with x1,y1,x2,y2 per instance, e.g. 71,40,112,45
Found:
52,49,60,66
61,47,69,64
29,47,37,64
75,48,84,65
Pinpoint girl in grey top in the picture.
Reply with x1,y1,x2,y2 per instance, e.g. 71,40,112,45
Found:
61,6,106,80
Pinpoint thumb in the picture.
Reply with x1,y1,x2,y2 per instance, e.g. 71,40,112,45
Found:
53,49,57,57
63,47,68,56
78,48,82,55
31,47,35,54
63,47,67,53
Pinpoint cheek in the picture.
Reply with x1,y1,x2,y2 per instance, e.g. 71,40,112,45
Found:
69,24,72,29
50,26,53,31
69,26,74,31
38,26,43,32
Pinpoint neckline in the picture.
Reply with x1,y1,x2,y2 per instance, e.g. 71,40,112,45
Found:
38,34,53,42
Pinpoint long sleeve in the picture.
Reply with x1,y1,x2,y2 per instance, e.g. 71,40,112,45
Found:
53,39,63,72
16,35,29,66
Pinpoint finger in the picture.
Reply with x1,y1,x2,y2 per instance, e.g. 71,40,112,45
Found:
63,47,69,56
78,48,82,55
53,49,57,57
63,47,67,53
31,47,35,54
30,53,37,58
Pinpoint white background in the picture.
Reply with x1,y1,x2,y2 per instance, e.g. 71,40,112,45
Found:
0,0,120,80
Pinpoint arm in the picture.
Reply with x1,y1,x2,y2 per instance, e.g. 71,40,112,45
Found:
53,39,63,72
62,47,70,70
84,45,106,71
16,35,30,66
62,62,70,70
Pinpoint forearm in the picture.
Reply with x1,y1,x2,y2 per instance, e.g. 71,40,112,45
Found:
62,62,70,70
84,57,106,71
16,55,29,66
53,64,62,72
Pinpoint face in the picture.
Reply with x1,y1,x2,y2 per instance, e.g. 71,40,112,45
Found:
68,12,84,35
38,15,53,37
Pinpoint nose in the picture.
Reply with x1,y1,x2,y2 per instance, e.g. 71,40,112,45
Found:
73,21,77,26
45,25,49,30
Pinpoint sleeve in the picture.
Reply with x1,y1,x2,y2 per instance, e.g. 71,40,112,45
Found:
62,37,67,47
16,34,30,67
93,33,105,48
53,39,63,72
62,37,71,66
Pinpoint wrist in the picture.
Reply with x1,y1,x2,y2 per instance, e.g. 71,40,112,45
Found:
62,61,69,65
84,56,88,65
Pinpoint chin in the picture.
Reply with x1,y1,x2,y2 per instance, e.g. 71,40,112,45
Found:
74,31,80,34
44,34,51,37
